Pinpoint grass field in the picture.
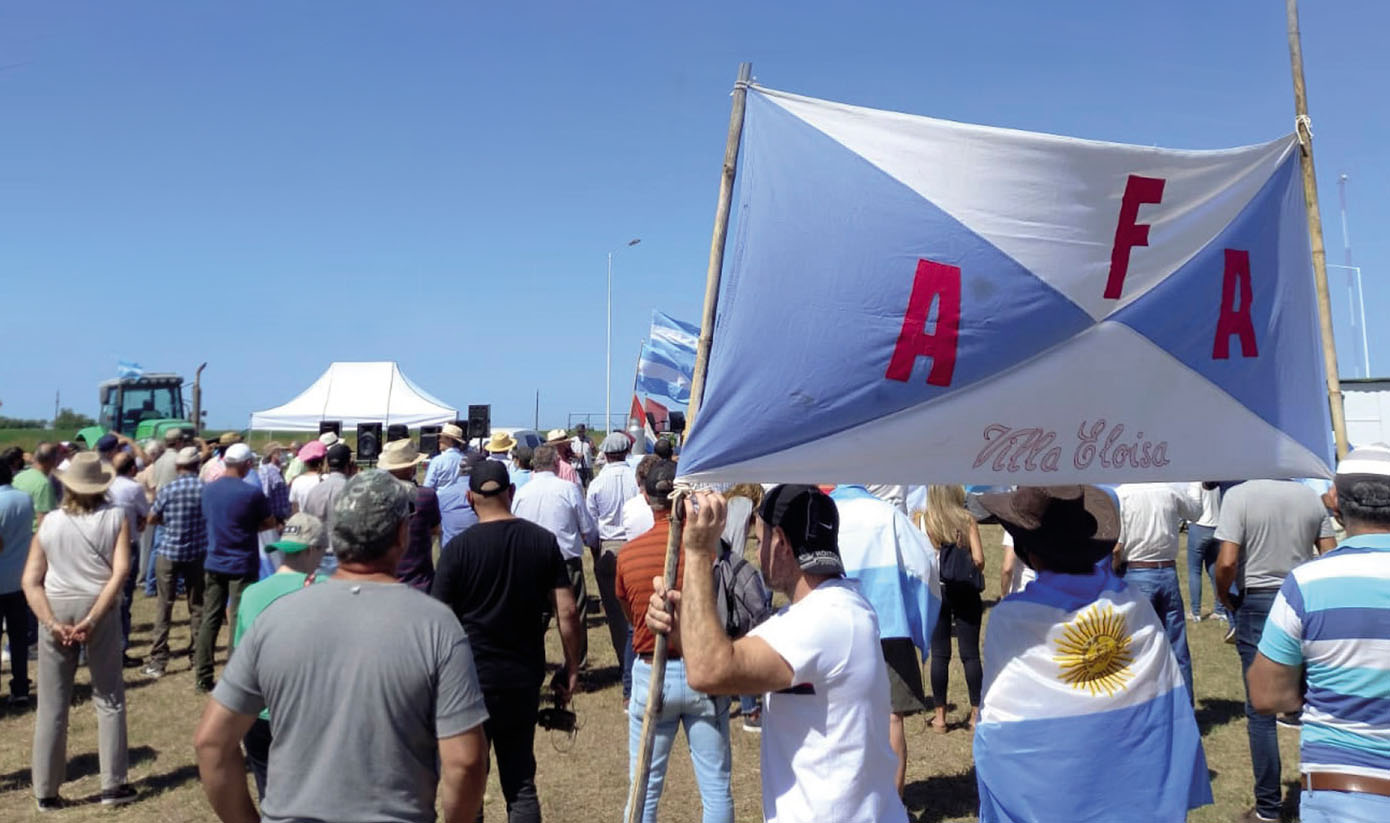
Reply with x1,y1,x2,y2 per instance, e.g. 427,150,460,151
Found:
0,527,1304,822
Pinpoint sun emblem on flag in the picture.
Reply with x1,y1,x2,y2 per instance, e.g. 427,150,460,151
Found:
1054,604,1134,696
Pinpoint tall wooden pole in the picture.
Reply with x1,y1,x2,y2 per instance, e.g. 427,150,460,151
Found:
625,62,751,823
1286,0,1349,459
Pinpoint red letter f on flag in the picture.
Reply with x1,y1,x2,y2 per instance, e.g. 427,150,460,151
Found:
886,259,961,387
1106,175,1166,300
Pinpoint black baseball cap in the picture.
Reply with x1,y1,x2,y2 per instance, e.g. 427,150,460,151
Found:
469,459,510,496
757,484,843,576
326,444,352,468
644,459,677,502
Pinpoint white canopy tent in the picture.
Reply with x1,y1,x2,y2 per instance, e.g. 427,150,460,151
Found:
249,361,457,432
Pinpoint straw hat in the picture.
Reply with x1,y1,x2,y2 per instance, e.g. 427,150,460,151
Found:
484,431,517,453
546,428,569,444
440,423,466,443
378,438,429,472
58,452,115,495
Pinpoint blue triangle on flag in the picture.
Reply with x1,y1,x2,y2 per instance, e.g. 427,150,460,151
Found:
1111,155,1333,463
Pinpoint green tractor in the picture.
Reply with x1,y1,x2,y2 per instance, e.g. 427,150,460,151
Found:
72,370,202,448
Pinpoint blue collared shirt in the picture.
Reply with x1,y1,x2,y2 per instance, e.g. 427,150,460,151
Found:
437,478,479,548
423,447,464,489
0,484,35,594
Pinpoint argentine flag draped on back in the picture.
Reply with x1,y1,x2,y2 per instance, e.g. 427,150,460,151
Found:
830,485,939,654
975,566,1210,822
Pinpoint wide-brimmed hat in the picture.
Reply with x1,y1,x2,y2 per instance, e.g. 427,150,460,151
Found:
378,438,428,472
977,485,1120,567
175,446,201,467
218,431,242,446
318,431,341,447
262,440,286,455
484,431,517,453
546,428,569,444
162,427,184,443
58,452,115,495
440,423,465,442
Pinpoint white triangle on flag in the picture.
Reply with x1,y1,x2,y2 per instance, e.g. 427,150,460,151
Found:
757,86,1296,321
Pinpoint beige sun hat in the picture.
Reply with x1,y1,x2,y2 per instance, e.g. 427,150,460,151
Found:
546,428,569,444
58,452,115,495
440,423,466,442
484,431,517,453
378,438,429,472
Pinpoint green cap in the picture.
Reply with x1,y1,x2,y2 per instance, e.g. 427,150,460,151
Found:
267,512,327,554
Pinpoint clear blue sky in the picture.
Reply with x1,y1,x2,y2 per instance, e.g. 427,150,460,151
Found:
2,2,1386,430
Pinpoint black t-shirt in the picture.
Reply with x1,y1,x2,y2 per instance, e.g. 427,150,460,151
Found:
430,518,569,690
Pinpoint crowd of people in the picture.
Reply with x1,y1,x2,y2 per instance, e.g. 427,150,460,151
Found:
0,424,1388,823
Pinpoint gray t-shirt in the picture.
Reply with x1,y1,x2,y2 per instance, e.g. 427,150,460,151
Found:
213,580,488,823
1213,479,1334,590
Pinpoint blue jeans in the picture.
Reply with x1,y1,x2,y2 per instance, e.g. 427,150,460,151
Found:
1301,788,1390,822
1236,588,1282,820
143,525,164,595
1185,524,1228,621
626,658,733,823
621,625,636,700
1124,567,1193,701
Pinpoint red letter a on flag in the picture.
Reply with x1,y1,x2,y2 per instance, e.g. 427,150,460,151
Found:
1212,249,1258,359
885,259,961,387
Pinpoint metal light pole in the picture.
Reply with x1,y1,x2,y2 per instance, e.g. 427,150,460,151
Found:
606,238,641,433
1329,265,1370,378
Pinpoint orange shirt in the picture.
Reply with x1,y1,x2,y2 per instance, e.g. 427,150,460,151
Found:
615,511,685,657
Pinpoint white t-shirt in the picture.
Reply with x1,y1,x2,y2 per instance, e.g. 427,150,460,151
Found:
289,473,322,513
748,579,908,823
620,495,654,542
1001,532,1036,596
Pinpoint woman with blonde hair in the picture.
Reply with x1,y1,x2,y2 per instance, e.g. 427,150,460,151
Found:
915,484,985,732
22,452,135,810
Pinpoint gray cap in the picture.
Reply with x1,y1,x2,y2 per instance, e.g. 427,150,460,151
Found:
600,432,631,454
267,512,326,554
331,470,413,551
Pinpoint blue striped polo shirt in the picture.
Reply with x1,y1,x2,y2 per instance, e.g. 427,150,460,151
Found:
1258,532,1390,779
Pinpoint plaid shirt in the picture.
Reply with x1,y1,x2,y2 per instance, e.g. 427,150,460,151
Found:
152,474,207,561
259,462,291,521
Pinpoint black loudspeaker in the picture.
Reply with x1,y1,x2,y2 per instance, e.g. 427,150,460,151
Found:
356,423,383,462
668,411,687,433
467,405,491,440
419,425,442,456
319,420,342,438
386,424,409,443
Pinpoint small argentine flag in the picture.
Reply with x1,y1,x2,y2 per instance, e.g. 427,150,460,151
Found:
974,567,1211,822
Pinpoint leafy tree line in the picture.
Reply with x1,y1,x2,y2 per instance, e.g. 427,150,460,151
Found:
0,408,97,430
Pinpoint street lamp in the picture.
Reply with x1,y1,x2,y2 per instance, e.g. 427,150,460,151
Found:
607,238,641,433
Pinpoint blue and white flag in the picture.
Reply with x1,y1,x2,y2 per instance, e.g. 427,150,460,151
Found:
830,485,939,654
117,360,144,379
678,85,1334,485
974,568,1211,822
649,310,699,373
636,341,692,404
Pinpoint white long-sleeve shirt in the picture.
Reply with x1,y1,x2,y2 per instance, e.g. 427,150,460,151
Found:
1116,482,1203,564
512,471,598,560
586,462,639,545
